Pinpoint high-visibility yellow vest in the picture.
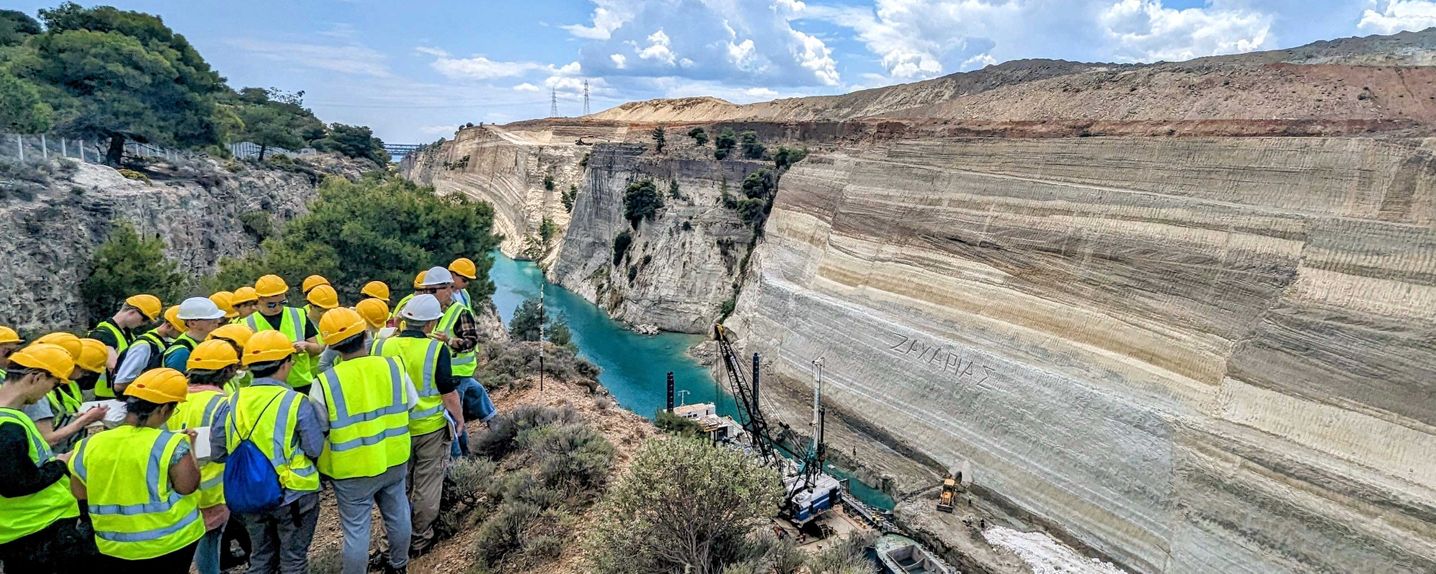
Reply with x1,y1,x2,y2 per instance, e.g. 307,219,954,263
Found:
69,426,204,560
436,302,477,378
315,356,411,479
245,307,315,390
161,333,199,370
0,408,79,544
374,336,446,435
225,384,319,493
47,381,82,416
94,320,130,399
166,389,227,508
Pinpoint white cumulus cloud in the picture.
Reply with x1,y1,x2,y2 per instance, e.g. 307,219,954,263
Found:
513,82,541,92
566,0,840,87
1359,0,1436,34
1100,0,1273,62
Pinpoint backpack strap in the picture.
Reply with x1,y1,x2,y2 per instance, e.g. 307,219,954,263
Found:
234,391,285,443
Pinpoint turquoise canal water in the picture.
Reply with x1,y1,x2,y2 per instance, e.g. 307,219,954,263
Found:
488,252,894,510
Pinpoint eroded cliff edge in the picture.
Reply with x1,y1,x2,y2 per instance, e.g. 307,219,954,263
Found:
724,136,1436,573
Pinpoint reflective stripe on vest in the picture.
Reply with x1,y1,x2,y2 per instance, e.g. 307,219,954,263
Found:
117,331,167,376
246,307,315,389
98,321,131,354
161,334,198,365
167,390,227,508
436,302,477,377
316,356,411,479
374,336,446,435
0,408,79,544
226,385,319,493
69,426,204,560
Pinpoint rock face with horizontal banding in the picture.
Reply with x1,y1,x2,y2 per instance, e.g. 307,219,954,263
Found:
724,136,1436,573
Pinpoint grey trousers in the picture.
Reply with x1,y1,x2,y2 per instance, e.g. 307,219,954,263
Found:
240,492,319,574
333,467,411,574
408,428,451,554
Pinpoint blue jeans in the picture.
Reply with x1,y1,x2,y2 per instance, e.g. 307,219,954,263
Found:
194,524,224,574
451,377,496,458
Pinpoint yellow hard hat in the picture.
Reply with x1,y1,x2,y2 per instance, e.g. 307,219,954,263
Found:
318,307,366,346
210,291,238,319
306,284,340,310
0,326,22,345
125,294,163,321
10,343,75,380
243,330,295,366
163,306,186,332
231,286,259,305
361,280,390,302
34,332,82,360
125,368,188,404
411,270,427,289
301,275,330,294
254,274,289,298
448,257,478,280
207,323,254,352
188,339,240,372
354,299,390,330
77,338,108,374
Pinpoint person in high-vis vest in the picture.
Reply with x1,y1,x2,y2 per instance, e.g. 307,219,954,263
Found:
26,333,108,453
209,291,239,322
114,305,185,393
308,285,342,374
169,341,237,574
246,275,323,392
355,298,395,342
425,266,497,458
0,326,22,379
69,368,205,572
312,308,416,574
388,270,426,328
227,330,324,574
88,294,162,398
0,343,99,573
207,324,255,395
163,298,230,374
230,287,259,323
374,294,462,556
447,257,478,309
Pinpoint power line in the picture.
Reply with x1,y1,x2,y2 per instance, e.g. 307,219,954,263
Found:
550,88,559,117
583,80,591,116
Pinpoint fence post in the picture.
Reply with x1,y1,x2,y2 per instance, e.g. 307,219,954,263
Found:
16,135,23,162
40,134,47,160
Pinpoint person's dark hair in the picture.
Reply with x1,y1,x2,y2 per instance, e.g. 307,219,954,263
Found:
5,368,41,383
248,358,289,379
124,396,166,420
73,371,100,392
188,367,234,387
330,334,368,355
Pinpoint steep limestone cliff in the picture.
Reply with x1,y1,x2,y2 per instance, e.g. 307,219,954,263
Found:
0,156,370,331
724,136,1436,573
549,143,769,333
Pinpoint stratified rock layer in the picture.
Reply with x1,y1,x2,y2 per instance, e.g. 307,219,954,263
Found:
726,136,1436,573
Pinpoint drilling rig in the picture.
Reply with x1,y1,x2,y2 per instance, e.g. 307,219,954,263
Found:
714,324,841,528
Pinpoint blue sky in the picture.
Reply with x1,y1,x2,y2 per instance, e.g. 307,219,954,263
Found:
11,1,1436,142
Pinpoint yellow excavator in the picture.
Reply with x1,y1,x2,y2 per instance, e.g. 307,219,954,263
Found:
936,471,962,513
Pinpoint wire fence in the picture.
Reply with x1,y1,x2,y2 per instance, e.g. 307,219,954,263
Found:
0,132,316,164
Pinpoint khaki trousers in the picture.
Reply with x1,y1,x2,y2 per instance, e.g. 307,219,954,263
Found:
407,427,451,553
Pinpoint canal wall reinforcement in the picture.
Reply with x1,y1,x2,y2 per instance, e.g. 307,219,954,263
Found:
722,136,1436,573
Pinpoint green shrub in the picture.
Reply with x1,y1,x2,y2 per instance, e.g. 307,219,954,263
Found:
739,131,765,159
611,230,632,265
117,168,150,183
688,127,708,146
472,404,582,460
651,125,666,153
774,146,808,170
714,128,737,160
238,211,273,241
518,422,615,492
563,184,578,212
477,341,599,394
622,180,663,228
655,410,703,437
543,174,555,191
80,221,182,325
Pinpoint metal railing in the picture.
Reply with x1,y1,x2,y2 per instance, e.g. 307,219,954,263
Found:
0,132,316,164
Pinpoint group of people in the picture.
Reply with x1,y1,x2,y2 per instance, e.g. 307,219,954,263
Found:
0,257,499,574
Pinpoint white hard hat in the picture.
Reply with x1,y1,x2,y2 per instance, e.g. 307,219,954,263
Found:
176,297,227,320
420,266,453,287
400,294,443,322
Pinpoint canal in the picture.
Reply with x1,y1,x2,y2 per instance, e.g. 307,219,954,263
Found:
488,252,895,510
